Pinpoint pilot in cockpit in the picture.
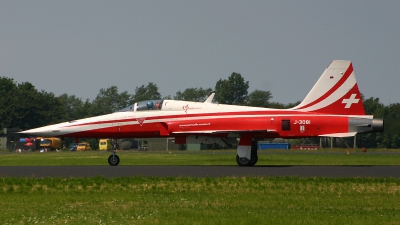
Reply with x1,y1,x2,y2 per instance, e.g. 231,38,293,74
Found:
146,101,154,109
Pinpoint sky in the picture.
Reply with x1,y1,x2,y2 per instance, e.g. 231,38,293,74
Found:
1,1,399,105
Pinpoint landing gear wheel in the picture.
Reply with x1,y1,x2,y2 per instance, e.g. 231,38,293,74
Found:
236,155,251,166
108,154,120,166
236,152,258,167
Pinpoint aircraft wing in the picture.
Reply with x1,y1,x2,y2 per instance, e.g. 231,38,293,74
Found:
172,129,277,134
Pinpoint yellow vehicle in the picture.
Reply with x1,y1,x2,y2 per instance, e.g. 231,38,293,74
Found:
37,137,61,151
99,139,113,151
77,142,91,151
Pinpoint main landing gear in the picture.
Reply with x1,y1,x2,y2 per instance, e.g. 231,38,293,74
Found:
236,141,258,167
108,150,120,166
236,151,258,166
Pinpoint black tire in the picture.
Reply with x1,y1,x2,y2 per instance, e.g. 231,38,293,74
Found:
236,152,258,167
108,154,120,166
248,152,258,166
248,140,259,166
236,154,251,166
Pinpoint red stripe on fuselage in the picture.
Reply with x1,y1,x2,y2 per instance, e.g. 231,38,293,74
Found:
59,113,351,140
62,109,321,129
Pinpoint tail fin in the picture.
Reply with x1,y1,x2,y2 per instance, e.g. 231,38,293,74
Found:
292,60,365,115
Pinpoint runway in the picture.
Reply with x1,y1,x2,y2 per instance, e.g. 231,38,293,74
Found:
1,166,399,178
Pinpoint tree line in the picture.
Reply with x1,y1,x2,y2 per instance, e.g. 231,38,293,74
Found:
0,73,399,148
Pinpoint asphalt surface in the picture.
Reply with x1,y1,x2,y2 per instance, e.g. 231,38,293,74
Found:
0,165,399,178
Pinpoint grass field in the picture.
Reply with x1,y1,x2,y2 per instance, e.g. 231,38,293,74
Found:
1,149,400,224
1,149,400,166
1,176,400,224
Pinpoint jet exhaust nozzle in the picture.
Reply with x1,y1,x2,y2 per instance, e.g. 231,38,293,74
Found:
372,119,384,132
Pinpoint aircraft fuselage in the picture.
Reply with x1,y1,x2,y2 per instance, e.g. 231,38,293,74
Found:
23,107,383,141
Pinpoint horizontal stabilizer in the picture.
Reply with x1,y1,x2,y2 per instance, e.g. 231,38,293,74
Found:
319,132,357,137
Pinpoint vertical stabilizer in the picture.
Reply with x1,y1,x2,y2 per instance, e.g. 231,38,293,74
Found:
292,60,365,115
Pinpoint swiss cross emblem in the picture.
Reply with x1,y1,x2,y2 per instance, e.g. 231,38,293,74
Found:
342,94,360,108
136,117,146,126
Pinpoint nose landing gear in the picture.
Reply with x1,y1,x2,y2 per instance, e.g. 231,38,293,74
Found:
108,150,120,166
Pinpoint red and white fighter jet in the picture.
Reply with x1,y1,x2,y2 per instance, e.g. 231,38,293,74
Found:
22,60,384,166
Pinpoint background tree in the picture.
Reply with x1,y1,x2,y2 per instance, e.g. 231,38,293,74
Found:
58,94,92,121
91,86,133,116
385,103,400,133
246,89,272,107
132,82,161,102
6,82,63,129
174,87,213,101
381,103,400,148
357,97,386,148
0,77,17,128
162,95,172,100
214,72,249,105
36,90,64,125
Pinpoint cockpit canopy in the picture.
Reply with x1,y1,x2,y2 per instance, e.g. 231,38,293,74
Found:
116,100,163,112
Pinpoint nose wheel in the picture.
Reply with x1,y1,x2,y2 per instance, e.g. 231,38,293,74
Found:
108,151,120,166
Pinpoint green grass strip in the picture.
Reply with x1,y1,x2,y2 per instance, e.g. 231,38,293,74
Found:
1,151,400,166
0,176,399,224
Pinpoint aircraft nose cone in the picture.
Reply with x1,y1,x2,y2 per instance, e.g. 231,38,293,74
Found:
20,127,56,136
